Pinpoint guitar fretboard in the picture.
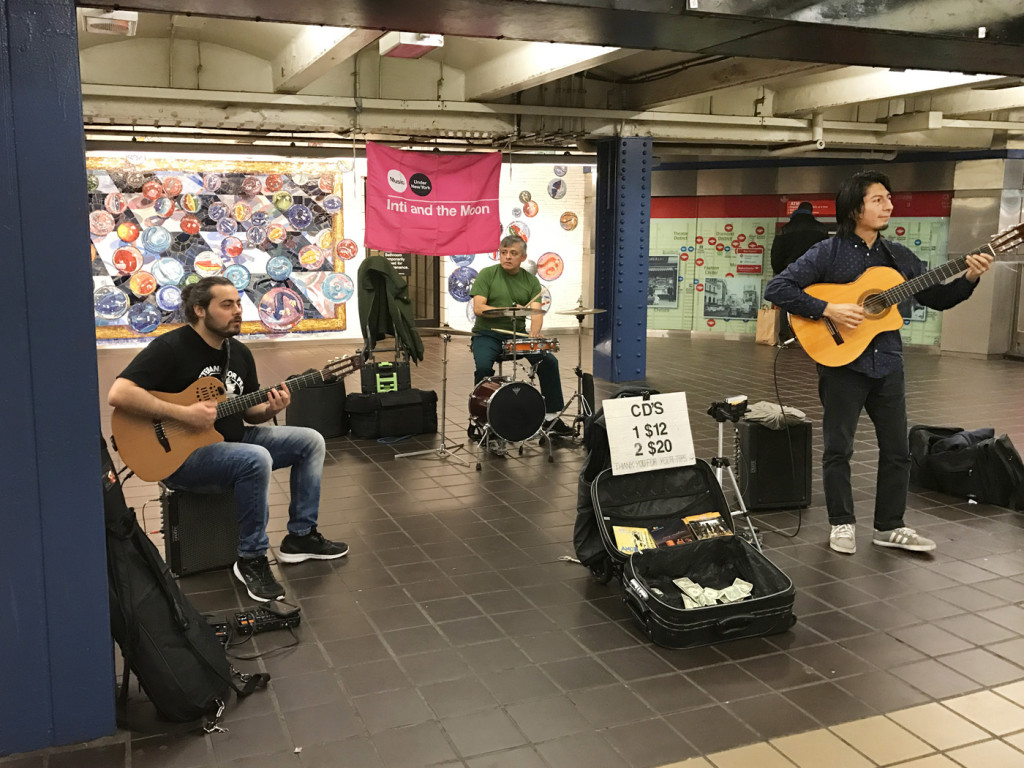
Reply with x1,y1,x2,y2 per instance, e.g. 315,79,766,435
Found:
869,243,996,310
213,363,351,419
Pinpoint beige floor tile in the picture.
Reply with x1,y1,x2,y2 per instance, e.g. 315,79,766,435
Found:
944,691,1024,736
946,739,1024,768
888,703,990,750
1005,731,1024,751
709,742,798,768
890,757,961,767
771,729,874,768
657,759,714,768
996,681,1024,708
832,716,933,765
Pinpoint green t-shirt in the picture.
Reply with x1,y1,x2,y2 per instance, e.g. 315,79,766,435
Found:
470,264,542,334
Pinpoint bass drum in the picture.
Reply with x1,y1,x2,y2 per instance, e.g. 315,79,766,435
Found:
469,377,545,442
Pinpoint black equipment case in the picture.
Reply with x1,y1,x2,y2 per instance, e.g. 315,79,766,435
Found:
287,370,349,438
361,360,412,394
345,388,437,439
591,463,796,649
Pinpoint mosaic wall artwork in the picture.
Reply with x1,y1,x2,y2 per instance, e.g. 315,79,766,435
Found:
88,157,356,339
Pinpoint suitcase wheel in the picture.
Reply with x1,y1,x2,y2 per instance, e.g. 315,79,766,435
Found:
589,556,614,584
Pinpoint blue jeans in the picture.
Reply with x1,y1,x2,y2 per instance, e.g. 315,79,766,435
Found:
471,331,565,412
164,425,326,558
818,365,909,531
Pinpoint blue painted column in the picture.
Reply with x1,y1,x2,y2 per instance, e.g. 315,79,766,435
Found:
593,138,652,382
0,0,115,755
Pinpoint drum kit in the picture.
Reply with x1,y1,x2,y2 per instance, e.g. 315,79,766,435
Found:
399,301,605,468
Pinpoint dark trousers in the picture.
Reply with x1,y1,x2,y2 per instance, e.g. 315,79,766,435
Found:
818,365,909,531
471,331,565,413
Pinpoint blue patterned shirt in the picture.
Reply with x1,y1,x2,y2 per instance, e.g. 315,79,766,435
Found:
764,235,978,378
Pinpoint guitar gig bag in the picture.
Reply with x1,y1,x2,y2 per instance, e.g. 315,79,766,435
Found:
102,438,268,731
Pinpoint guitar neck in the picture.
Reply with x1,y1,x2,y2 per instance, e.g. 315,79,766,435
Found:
214,363,351,420
876,242,994,308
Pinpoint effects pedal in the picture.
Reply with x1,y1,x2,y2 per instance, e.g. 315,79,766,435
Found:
233,600,302,635
206,619,231,646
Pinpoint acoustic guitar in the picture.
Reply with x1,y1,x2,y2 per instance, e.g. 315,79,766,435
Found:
790,224,1024,367
111,353,363,482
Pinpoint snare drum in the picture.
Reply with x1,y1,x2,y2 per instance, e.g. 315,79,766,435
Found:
500,337,560,356
469,377,545,442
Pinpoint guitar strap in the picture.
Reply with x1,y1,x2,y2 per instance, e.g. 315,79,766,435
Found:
876,237,908,279
220,340,231,386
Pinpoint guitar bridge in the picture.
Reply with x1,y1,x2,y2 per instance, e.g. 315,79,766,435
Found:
824,318,845,346
152,420,171,453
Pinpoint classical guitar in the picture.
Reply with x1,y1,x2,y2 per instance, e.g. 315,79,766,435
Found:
111,353,363,482
790,224,1024,367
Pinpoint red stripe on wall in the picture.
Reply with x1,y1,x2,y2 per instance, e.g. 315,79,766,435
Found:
652,191,953,219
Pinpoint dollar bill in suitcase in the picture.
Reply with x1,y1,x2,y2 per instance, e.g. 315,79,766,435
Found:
591,462,795,649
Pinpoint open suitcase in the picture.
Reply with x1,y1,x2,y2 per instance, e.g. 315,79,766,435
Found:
591,463,796,649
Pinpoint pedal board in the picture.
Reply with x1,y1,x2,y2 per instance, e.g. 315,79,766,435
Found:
207,620,232,646
233,601,302,635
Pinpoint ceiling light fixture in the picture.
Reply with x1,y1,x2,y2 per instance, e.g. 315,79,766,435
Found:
379,31,444,59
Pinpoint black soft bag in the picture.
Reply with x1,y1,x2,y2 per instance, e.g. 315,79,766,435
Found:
102,439,267,730
345,388,437,439
909,425,1024,510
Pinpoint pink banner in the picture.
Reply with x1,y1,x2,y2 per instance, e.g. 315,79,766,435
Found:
365,142,501,256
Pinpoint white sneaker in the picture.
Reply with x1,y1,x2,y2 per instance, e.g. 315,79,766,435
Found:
873,527,936,552
829,523,856,554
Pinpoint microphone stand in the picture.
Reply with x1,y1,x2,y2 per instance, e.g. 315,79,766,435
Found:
395,331,466,464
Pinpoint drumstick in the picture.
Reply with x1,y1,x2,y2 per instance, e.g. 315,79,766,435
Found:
492,327,528,337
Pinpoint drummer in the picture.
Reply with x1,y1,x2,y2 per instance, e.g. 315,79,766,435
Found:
470,235,573,437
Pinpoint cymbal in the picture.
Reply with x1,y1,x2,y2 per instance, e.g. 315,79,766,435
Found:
420,326,475,336
554,306,606,316
481,306,545,318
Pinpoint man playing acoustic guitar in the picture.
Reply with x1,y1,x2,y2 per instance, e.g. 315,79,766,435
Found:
108,276,348,601
765,171,993,555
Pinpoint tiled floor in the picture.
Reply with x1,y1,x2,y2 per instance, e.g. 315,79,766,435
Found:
6,332,1024,767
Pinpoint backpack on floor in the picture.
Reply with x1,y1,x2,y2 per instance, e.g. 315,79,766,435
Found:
909,425,1024,510
101,438,268,731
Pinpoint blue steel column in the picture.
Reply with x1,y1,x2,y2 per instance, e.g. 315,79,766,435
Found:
0,0,114,754
593,138,651,382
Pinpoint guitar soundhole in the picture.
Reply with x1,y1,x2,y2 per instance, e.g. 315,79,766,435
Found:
196,384,224,401
861,292,887,317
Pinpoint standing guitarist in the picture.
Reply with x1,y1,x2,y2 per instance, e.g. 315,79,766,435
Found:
108,276,348,602
765,171,993,556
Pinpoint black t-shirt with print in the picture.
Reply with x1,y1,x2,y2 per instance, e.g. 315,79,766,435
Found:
117,325,259,442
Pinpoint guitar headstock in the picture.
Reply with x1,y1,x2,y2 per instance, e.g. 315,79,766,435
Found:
989,222,1024,256
321,352,365,382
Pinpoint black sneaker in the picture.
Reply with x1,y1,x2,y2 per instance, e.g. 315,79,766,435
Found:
278,527,349,564
233,556,285,602
544,419,575,437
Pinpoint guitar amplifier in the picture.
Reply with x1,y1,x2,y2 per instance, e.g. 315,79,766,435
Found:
161,487,238,576
735,420,812,510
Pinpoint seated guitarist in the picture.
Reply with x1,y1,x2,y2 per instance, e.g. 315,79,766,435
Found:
765,170,993,556
108,276,347,602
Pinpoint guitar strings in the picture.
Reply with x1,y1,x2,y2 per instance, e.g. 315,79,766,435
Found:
150,361,355,441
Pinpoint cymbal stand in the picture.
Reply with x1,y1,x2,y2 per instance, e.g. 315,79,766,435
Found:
396,332,466,464
541,310,592,443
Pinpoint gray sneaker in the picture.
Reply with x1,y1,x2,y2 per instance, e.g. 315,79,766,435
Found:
829,523,856,554
873,527,936,552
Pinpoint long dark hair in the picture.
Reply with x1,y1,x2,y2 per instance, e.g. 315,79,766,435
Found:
181,276,234,323
835,170,891,240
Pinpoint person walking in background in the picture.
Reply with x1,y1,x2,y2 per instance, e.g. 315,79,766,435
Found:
770,201,829,341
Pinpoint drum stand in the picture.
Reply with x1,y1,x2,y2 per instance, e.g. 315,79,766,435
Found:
395,332,466,464
710,419,761,551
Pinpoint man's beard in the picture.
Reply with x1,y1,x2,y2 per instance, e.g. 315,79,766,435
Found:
204,315,240,338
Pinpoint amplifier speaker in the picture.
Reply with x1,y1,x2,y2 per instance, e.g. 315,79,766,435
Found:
161,488,238,576
735,420,812,510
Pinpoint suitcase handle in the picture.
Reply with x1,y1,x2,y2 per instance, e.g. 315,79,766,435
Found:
715,614,755,636
622,592,654,640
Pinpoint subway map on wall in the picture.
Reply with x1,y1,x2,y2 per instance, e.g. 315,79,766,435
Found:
88,157,356,339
